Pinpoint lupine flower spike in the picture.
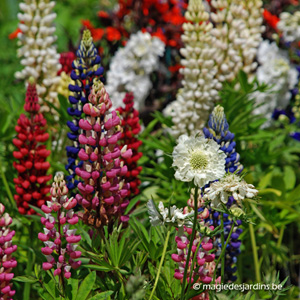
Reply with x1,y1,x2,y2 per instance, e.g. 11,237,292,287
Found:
203,105,245,282
13,81,52,214
15,0,61,115
75,79,132,230
38,172,81,279
116,93,142,198
0,204,17,300
66,29,104,192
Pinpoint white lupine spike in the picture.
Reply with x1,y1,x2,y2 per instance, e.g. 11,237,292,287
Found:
16,0,61,117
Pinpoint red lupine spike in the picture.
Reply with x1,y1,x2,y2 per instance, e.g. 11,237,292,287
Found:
12,83,52,215
116,93,142,199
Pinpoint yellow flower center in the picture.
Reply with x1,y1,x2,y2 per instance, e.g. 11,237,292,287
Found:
190,151,208,170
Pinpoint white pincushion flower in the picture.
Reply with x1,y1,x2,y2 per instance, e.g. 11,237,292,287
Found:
106,31,165,110
147,199,193,228
172,135,226,188
253,41,298,121
204,173,258,207
277,11,300,42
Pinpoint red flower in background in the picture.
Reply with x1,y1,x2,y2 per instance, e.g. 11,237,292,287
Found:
9,28,22,40
13,82,52,215
106,27,122,41
263,9,280,30
117,93,142,198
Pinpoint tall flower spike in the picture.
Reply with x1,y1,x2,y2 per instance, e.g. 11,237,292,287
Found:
203,105,243,174
164,0,221,137
171,196,218,296
38,172,81,279
203,106,244,282
65,29,104,192
210,0,264,81
75,79,132,230
13,82,52,214
0,204,18,299
116,93,142,198
15,0,61,115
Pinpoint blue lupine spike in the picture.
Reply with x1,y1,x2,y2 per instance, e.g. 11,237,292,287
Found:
204,105,244,283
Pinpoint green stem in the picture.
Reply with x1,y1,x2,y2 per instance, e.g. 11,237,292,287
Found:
221,213,225,283
0,163,16,208
249,223,261,282
272,225,285,275
149,228,171,300
180,186,199,300
24,223,35,300
187,236,204,293
212,222,235,284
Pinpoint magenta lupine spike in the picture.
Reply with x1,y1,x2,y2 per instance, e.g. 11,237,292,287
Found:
38,172,81,279
75,78,132,230
0,204,17,300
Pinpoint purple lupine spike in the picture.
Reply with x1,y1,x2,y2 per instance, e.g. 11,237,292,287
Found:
0,204,17,300
75,79,132,230
38,172,81,279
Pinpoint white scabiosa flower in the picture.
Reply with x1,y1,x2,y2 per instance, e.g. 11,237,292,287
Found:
164,0,221,137
106,31,165,110
147,199,193,228
204,173,258,207
15,0,61,116
253,41,298,121
277,11,300,42
172,135,226,188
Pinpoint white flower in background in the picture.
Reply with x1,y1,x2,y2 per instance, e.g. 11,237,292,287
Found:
210,0,264,81
164,0,221,137
172,134,226,188
204,173,258,207
253,41,298,120
277,11,300,42
147,199,193,228
164,0,264,138
15,0,61,115
106,31,165,110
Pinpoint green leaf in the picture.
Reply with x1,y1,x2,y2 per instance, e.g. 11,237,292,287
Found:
75,271,96,300
66,278,79,300
283,166,296,191
89,291,114,299
83,263,114,272
13,276,38,283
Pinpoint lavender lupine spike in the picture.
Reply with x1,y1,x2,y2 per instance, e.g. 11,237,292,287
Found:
38,173,81,279
65,29,104,192
75,79,132,230
0,204,17,300
203,105,243,282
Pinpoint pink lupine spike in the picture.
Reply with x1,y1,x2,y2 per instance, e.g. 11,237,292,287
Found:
38,173,81,280
75,79,133,230
0,204,17,300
